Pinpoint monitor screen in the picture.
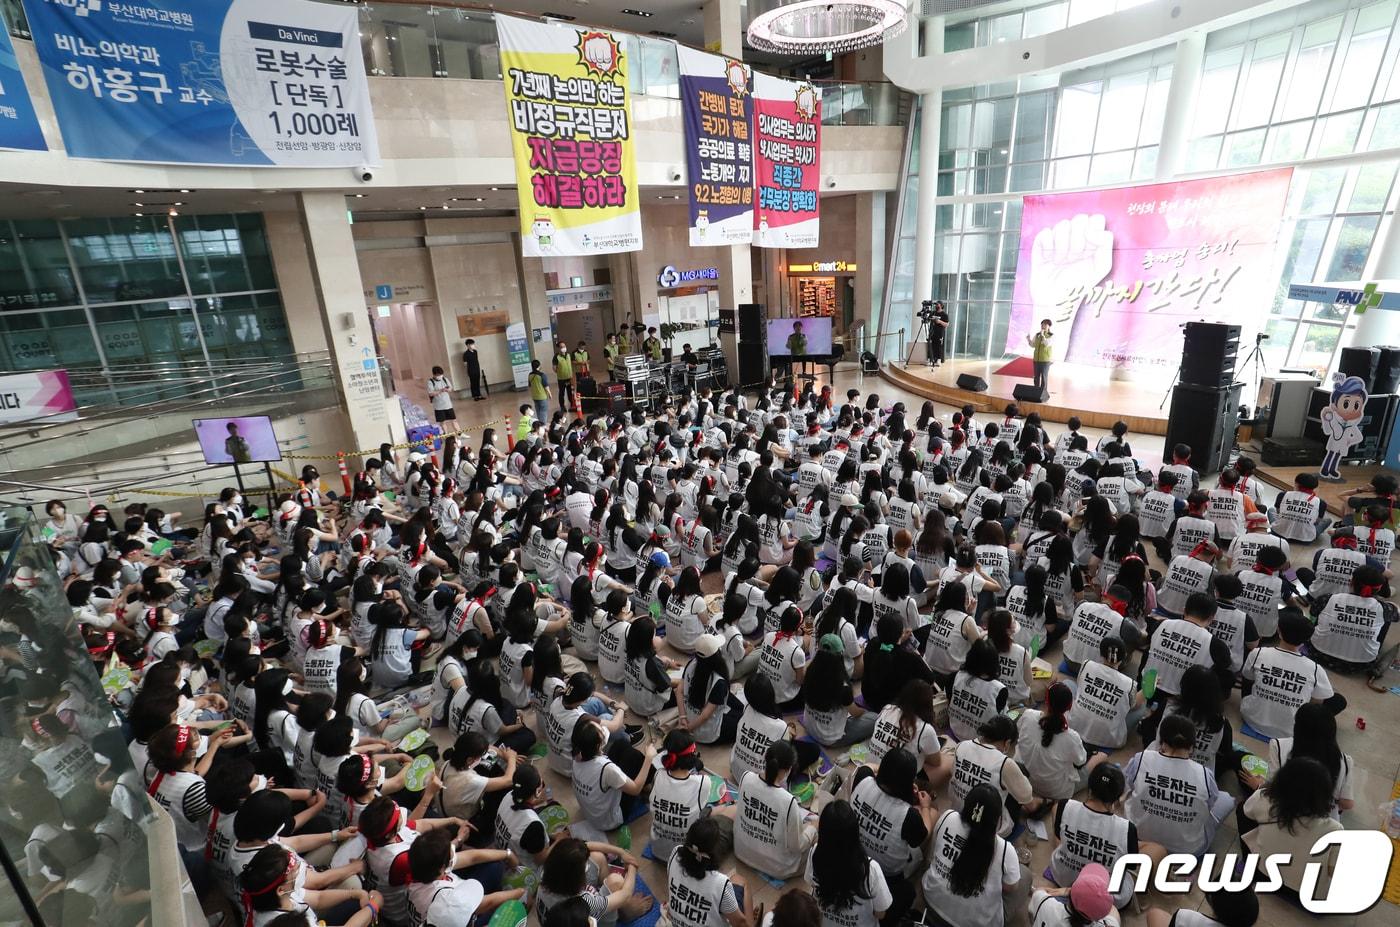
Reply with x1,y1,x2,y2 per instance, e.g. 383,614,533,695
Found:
767,317,833,356
193,416,282,465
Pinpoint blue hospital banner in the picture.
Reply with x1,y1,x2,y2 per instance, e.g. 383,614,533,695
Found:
0,11,45,150
21,0,379,166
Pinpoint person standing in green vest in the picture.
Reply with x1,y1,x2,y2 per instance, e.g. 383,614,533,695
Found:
604,333,621,381
643,327,663,363
1026,318,1054,395
527,360,551,425
553,341,575,415
572,343,591,381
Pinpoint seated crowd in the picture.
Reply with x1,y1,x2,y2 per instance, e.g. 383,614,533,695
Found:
6,378,1397,927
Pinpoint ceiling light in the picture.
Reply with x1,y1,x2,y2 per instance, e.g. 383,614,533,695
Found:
179,189,191,194
352,194,367,198
620,8,653,16
168,208,179,216
474,197,484,202
133,189,145,194
747,0,908,55
132,202,144,207
134,212,144,217
649,30,677,37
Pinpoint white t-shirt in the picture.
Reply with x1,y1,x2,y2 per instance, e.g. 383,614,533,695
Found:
408,875,484,926
428,376,454,411
1015,709,1088,800
868,705,941,768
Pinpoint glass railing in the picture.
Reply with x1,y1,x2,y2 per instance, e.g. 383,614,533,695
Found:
0,507,189,926
0,0,905,125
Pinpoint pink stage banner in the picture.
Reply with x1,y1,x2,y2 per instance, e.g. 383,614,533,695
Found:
752,71,820,249
1006,168,1294,372
0,370,77,424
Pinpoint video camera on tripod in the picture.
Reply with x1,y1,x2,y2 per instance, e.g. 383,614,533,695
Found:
917,299,942,324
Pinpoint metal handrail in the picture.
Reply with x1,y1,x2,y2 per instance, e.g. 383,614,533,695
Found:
0,352,337,439
0,359,339,454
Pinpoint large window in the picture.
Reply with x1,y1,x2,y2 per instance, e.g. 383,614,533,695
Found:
884,0,1400,367
0,214,293,405
1186,0,1400,171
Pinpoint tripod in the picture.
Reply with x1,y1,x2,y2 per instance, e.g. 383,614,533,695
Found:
906,315,933,367
1239,333,1268,416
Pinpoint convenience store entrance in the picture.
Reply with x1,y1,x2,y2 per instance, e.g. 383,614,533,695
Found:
787,264,856,336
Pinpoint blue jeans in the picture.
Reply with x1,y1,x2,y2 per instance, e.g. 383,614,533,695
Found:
582,696,614,721
534,399,549,424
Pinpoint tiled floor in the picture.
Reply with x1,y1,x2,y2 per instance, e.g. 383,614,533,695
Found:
420,365,1400,927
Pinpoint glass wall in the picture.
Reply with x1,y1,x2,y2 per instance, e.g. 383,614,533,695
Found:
0,214,293,405
0,507,166,927
885,0,1400,369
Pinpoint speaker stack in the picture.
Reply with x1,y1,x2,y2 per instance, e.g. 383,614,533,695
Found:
736,303,768,387
1163,322,1243,474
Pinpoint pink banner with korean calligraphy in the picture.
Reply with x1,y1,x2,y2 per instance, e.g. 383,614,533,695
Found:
497,14,642,258
1006,168,1293,372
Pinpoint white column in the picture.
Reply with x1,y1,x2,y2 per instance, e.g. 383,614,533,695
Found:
1155,31,1206,181
702,0,743,57
296,191,392,453
1348,215,1400,347
911,16,944,314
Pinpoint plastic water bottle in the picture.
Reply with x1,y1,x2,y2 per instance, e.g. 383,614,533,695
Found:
1386,799,1400,839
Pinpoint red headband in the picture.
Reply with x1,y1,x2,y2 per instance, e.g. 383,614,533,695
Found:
662,742,697,770
242,852,296,927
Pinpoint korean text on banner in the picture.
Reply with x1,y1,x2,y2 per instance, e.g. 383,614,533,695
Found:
0,10,45,151
0,370,77,425
1006,168,1294,372
498,15,641,257
752,71,820,249
677,46,753,247
20,0,380,167
506,322,533,390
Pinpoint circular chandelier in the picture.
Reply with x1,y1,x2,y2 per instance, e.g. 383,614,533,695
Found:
746,0,910,55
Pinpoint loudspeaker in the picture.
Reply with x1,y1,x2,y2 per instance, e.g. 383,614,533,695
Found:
1012,384,1049,403
737,342,768,386
1163,381,1243,474
1375,345,1400,395
1179,322,1241,388
956,373,988,392
738,303,765,343
576,375,597,397
1305,387,1397,461
1339,346,1380,392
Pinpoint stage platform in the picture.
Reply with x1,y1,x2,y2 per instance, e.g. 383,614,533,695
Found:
882,358,1171,436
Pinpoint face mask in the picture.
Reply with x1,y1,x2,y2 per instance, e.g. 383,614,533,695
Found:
232,495,242,505
243,560,256,571
53,508,65,517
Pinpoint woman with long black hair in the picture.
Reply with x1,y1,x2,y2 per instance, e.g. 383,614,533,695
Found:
680,634,744,745
800,637,874,747
921,784,1021,927
849,749,935,921
808,799,893,927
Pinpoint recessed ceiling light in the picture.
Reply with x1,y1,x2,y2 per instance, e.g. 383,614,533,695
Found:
490,187,500,191
620,8,653,16
649,30,676,37
473,197,484,202
168,208,179,216
546,12,577,20
352,194,368,198
134,212,144,217
179,189,191,194
419,206,428,211
133,189,145,194
132,202,144,207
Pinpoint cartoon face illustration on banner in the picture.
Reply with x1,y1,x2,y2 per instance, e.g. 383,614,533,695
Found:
531,216,555,249
1319,374,1368,481
696,210,709,239
725,59,748,96
758,216,769,235
578,31,622,77
794,84,818,121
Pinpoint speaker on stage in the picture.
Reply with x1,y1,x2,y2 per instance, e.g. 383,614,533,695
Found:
1339,345,1380,391
1012,384,1049,403
1164,382,1243,474
737,342,768,386
1374,346,1400,395
956,373,988,392
1180,322,1240,389
738,303,765,343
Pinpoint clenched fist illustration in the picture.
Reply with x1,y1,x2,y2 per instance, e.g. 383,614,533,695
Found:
582,35,617,74
1029,213,1114,361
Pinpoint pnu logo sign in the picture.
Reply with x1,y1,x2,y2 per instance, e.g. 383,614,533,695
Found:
1109,830,1394,914
47,0,101,15
1335,283,1384,313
